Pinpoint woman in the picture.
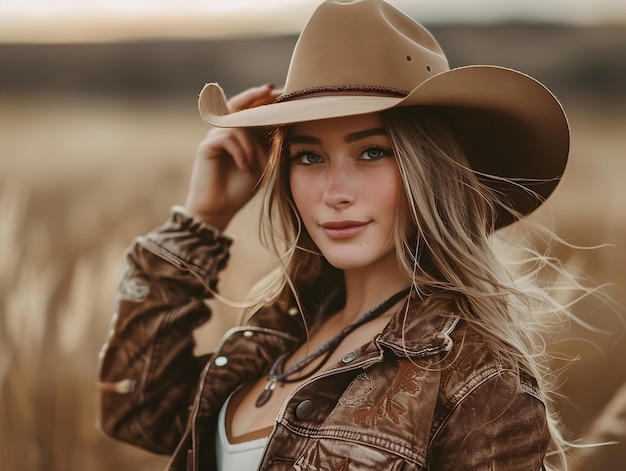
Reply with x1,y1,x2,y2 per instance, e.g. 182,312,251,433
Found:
97,1,572,469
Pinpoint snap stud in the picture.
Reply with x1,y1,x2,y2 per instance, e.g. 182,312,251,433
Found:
295,399,315,420
342,351,358,363
214,356,228,367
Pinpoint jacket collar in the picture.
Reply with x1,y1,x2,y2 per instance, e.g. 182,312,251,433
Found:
249,290,461,360
376,291,461,359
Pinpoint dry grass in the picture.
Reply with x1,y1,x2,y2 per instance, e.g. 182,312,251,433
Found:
0,91,624,470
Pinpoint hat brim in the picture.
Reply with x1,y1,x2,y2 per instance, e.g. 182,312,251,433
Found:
198,65,569,227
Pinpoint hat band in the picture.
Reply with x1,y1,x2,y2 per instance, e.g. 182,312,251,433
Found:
276,85,409,103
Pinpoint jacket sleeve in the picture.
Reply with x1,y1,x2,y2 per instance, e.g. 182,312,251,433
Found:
427,371,550,470
96,206,233,454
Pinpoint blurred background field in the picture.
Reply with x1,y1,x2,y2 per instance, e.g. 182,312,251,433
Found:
1,1,626,469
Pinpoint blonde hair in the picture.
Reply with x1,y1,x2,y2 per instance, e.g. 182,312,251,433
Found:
253,107,589,469
383,107,572,468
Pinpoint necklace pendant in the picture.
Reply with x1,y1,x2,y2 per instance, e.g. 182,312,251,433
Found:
255,378,277,408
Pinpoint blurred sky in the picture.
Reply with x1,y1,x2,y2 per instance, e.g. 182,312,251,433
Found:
1,0,625,43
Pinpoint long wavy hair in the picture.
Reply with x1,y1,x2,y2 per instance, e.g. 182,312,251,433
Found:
250,106,583,468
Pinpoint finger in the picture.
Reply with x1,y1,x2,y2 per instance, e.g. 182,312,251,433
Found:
222,138,250,173
231,128,260,174
200,127,260,174
228,84,277,112
219,129,256,174
248,88,284,109
197,127,232,159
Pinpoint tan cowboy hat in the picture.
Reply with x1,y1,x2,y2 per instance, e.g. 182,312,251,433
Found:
198,0,569,227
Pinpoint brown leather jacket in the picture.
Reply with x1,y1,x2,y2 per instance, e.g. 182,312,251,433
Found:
97,208,549,470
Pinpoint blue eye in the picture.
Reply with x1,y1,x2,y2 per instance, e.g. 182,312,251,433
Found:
361,146,392,161
290,151,323,165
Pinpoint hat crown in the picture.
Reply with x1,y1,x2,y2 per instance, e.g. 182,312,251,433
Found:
283,0,449,96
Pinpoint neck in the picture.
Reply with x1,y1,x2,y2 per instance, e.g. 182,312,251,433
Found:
338,254,411,324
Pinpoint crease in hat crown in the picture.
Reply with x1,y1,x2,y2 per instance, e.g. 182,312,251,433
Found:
280,0,449,98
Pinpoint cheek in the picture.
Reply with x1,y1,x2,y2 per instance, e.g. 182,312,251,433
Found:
373,166,403,212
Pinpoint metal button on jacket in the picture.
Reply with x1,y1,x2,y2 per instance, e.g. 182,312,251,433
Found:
342,351,358,363
295,400,315,420
214,356,228,367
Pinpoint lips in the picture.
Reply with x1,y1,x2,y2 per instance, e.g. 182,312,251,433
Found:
320,220,369,240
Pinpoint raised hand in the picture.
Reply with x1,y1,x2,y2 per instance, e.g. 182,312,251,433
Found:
184,84,281,231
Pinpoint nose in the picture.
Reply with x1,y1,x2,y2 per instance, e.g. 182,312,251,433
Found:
322,162,354,208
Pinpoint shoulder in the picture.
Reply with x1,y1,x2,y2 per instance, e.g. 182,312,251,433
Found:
426,321,550,467
390,290,542,403
392,292,546,432
429,319,547,450
440,320,542,404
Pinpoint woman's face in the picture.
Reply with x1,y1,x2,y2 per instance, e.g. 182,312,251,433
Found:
288,113,403,272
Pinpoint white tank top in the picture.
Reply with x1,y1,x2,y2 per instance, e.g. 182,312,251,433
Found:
216,393,269,470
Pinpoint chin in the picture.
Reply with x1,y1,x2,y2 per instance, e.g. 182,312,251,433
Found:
320,248,392,272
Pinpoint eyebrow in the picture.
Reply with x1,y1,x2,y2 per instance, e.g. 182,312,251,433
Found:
288,127,388,145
